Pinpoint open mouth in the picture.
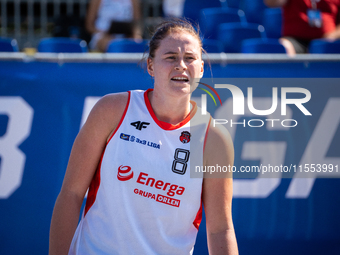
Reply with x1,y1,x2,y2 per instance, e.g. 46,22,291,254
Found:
171,77,189,82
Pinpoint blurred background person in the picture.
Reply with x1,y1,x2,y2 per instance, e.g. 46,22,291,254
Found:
162,0,185,17
264,0,340,55
86,0,142,52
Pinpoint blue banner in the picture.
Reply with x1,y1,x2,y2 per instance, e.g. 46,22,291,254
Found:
1,57,340,255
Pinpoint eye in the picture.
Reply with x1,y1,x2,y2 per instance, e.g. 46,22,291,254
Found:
164,55,176,61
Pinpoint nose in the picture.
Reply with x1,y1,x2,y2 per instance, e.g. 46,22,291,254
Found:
175,59,187,71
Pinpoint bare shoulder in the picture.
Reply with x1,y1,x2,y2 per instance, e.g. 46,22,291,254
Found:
84,92,129,137
204,118,234,170
92,92,129,114
205,119,233,146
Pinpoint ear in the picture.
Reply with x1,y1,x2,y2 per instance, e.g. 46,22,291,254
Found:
199,60,204,78
147,58,154,77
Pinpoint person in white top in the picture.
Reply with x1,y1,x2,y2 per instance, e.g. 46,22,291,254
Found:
163,0,186,17
85,0,142,52
49,18,238,255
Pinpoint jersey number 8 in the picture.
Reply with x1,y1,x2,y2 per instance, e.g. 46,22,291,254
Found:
172,148,190,175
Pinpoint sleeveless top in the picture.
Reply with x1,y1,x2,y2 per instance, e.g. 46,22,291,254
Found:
69,89,211,255
95,0,134,32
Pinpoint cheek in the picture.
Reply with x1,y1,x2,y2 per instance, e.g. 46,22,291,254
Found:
153,66,169,81
156,62,173,74
191,64,203,76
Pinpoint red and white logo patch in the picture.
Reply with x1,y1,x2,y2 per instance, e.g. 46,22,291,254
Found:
179,131,191,144
117,165,134,181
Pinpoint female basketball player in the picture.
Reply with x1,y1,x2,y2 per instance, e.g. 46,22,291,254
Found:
49,19,238,255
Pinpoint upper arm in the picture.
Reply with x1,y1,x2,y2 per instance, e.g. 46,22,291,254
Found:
59,92,129,200
202,120,234,234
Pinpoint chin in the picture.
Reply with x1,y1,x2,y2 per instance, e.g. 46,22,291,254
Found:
171,84,191,96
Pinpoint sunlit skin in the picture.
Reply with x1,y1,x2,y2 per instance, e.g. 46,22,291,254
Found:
146,31,204,124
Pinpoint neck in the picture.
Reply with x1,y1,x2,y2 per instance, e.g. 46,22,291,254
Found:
147,89,192,125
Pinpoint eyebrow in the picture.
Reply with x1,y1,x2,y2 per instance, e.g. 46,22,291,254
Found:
163,51,178,55
163,51,198,55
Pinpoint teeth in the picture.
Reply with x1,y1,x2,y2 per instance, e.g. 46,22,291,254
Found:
172,77,188,81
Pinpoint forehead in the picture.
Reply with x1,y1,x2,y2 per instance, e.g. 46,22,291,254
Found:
157,31,201,54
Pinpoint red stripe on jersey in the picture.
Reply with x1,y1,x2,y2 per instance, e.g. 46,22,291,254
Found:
203,116,212,153
144,89,197,130
84,91,131,215
84,153,103,215
194,118,211,229
193,197,203,230
107,91,131,143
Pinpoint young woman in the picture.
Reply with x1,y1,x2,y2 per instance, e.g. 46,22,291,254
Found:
49,19,238,255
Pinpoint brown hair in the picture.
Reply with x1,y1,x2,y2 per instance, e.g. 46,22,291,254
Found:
147,18,205,59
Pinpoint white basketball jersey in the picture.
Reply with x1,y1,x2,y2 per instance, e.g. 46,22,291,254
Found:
69,89,211,255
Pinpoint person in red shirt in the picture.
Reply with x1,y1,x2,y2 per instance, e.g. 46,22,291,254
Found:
264,0,340,55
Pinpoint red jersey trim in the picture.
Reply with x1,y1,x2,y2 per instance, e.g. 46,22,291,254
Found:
193,117,211,230
203,116,212,153
107,91,131,143
84,152,103,215
84,91,131,216
144,89,198,130
193,195,203,230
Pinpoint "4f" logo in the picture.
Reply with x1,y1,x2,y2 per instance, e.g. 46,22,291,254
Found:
131,121,150,130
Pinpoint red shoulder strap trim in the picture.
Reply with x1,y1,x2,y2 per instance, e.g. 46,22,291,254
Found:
107,91,131,143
